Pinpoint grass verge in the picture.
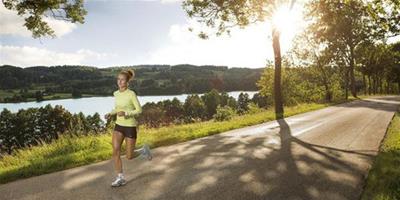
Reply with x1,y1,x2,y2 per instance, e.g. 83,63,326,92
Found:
361,110,400,200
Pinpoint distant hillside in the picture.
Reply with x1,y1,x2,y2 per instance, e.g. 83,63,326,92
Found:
0,64,263,103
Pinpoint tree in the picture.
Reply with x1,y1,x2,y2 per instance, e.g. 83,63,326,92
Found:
252,92,269,108
182,0,297,119
2,0,87,38
0,109,17,154
237,92,250,114
290,31,340,102
201,89,221,118
72,87,82,98
391,42,400,93
183,94,207,121
35,91,44,102
307,0,370,98
138,103,165,128
306,0,400,98
160,98,185,124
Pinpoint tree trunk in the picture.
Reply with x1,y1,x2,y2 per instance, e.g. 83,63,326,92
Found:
398,81,400,94
363,75,367,95
272,28,284,119
368,75,372,95
317,60,331,102
397,79,400,94
324,84,332,102
349,47,357,98
345,68,349,100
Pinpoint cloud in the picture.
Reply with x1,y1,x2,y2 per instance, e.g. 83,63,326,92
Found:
0,45,115,67
145,20,273,68
0,4,77,37
145,4,305,68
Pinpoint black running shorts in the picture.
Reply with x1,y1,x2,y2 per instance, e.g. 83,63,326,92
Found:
113,123,137,139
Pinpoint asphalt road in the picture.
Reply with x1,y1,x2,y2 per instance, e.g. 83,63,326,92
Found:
1,96,399,200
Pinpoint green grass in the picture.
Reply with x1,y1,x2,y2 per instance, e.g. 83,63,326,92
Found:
361,110,400,200
0,99,354,184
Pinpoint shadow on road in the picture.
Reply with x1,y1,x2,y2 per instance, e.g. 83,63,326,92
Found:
4,96,398,200
333,96,400,112
109,119,373,200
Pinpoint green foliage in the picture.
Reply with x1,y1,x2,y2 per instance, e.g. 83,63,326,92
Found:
2,0,87,38
251,92,269,108
237,92,250,114
213,105,236,121
71,87,82,98
257,65,346,106
161,98,185,124
356,42,399,94
0,105,104,155
305,0,400,97
184,94,207,121
182,0,295,38
227,96,238,110
138,102,166,128
201,89,221,117
35,91,43,102
246,102,265,114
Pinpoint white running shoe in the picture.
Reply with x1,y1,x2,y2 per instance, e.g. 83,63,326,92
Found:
111,176,126,187
142,144,152,161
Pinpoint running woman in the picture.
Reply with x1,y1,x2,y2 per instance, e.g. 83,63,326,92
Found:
104,69,152,187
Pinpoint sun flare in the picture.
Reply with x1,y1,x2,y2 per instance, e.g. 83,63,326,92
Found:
271,5,305,52
272,6,302,34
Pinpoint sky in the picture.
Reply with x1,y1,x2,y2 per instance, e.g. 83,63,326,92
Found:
0,0,326,69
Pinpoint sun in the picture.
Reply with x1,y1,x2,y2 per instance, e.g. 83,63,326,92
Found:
271,5,305,52
272,5,302,34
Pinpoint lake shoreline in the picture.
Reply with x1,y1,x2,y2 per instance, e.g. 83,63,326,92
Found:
0,90,260,104
0,91,260,122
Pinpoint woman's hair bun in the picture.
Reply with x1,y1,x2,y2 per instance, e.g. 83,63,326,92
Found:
120,69,135,82
127,69,134,77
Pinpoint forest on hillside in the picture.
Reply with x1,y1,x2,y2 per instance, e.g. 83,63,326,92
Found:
0,64,262,103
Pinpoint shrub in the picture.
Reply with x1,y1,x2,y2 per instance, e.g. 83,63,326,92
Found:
213,105,236,121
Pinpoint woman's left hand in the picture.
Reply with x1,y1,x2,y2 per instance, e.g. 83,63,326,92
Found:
117,111,125,117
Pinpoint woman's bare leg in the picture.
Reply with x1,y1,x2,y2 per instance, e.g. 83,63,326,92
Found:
112,130,125,174
125,137,136,160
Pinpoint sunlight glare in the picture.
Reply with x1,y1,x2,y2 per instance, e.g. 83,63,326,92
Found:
271,5,305,53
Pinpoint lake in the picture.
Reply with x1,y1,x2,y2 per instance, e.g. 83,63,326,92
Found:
0,91,258,121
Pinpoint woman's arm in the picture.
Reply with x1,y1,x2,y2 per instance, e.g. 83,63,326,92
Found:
125,91,142,117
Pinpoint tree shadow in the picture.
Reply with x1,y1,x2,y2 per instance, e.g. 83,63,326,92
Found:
113,118,373,200
332,96,400,112
0,118,381,200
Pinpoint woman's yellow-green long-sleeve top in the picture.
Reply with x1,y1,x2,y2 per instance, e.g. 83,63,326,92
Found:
110,89,142,127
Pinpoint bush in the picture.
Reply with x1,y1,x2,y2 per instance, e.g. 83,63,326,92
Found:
213,105,236,121
246,102,264,114
138,102,165,128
